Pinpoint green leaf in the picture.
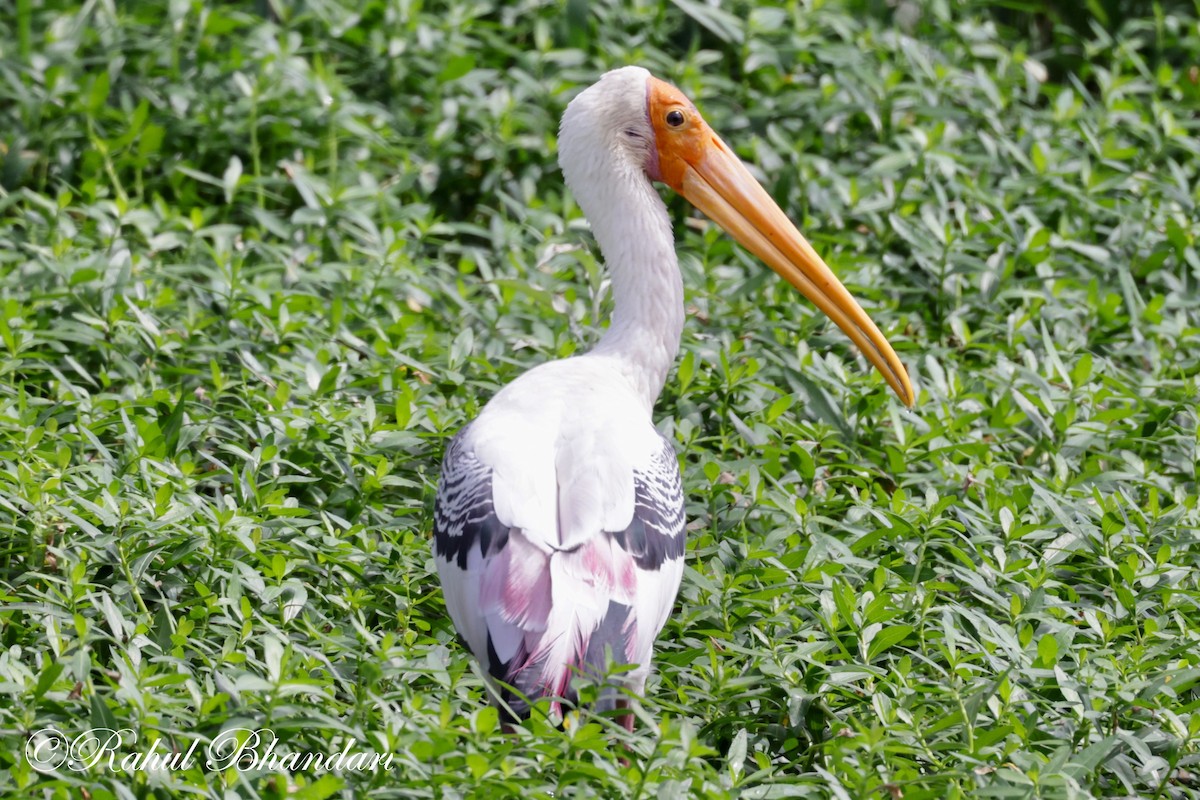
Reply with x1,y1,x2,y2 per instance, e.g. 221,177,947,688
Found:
159,395,185,457
33,660,64,701
291,774,345,800
726,728,747,782
89,692,120,732
87,70,110,114
867,625,914,661
438,55,476,83
669,0,745,43
1037,634,1058,668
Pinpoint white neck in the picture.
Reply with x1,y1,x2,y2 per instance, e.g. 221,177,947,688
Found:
576,173,684,411
556,67,686,411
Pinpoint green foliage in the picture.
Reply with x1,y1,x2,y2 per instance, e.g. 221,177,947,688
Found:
2,0,1199,798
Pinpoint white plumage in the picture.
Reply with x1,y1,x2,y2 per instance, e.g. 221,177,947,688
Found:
433,66,913,727
435,364,686,720
434,67,685,724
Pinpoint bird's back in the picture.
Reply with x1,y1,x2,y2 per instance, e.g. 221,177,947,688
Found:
433,358,686,720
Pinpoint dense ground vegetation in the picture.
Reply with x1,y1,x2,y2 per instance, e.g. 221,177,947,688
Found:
2,1,1199,797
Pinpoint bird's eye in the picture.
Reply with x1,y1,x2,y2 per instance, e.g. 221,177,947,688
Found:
665,110,685,127
624,129,642,139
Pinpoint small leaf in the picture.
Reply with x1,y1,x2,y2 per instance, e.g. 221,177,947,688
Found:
669,0,745,43
726,728,747,782
90,692,120,732
87,70,111,113
868,625,914,661
290,774,345,800
33,661,65,701
438,55,475,83
1038,634,1058,668
222,155,242,204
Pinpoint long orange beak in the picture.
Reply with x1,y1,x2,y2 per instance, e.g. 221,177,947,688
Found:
648,78,914,407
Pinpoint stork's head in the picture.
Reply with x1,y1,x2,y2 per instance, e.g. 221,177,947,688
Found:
560,67,914,407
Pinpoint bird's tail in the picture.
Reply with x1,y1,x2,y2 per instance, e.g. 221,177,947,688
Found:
494,597,635,722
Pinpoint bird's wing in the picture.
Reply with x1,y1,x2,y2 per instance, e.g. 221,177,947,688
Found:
433,423,686,717
614,435,687,649
432,426,515,665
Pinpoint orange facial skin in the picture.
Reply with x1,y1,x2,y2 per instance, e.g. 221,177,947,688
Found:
647,78,712,193
645,76,914,406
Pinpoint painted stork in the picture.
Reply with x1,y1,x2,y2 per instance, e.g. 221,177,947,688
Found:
433,66,914,726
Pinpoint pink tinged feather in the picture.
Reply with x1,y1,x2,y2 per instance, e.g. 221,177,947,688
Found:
519,555,610,685
480,530,552,631
557,538,638,607
579,541,613,591
618,550,638,598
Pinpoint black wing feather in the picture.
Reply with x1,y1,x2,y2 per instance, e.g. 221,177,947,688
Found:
611,434,686,570
434,427,509,569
